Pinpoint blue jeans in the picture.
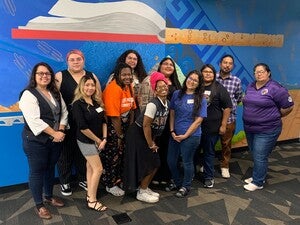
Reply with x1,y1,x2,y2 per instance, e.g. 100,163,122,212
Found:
202,133,220,180
167,136,200,190
246,126,281,187
22,133,62,205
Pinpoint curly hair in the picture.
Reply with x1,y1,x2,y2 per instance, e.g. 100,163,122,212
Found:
114,49,147,83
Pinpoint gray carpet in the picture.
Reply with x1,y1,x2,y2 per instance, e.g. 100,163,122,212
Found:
1,141,299,225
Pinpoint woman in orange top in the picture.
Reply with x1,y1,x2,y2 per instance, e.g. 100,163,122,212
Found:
102,62,136,196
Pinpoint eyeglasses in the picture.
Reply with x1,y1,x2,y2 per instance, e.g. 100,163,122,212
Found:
156,84,168,90
187,77,199,83
36,72,51,77
68,57,83,63
126,56,138,61
161,62,174,67
202,70,213,74
254,70,266,75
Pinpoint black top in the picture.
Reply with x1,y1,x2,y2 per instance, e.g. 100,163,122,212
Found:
201,82,232,134
60,70,93,108
135,97,169,138
72,98,106,144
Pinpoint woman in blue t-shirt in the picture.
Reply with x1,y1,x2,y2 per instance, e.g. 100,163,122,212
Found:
167,70,207,197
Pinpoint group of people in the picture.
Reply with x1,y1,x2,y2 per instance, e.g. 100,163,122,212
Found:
19,50,294,220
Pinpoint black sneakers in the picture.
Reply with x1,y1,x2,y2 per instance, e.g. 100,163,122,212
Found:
79,181,88,191
204,179,214,188
60,183,72,196
165,182,178,192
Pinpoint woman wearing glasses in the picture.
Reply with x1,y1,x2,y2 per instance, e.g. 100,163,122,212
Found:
167,70,207,197
198,64,232,189
242,63,294,191
55,49,102,196
19,62,68,219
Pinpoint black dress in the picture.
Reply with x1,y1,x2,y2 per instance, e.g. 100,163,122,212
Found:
123,97,169,193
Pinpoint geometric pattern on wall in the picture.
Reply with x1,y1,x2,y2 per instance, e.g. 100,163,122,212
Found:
166,0,253,89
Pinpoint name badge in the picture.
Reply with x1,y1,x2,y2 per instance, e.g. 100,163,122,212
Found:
96,107,103,113
187,99,194,104
204,90,211,96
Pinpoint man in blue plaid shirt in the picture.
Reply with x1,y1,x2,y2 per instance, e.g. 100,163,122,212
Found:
216,54,243,178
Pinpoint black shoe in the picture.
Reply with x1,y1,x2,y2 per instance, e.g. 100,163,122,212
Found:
79,181,88,191
165,182,177,192
204,179,214,188
175,187,189,198
60,183,72,196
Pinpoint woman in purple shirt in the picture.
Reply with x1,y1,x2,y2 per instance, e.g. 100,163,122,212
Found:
242,63,294,191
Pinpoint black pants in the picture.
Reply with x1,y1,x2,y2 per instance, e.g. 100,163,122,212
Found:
57,128,86,184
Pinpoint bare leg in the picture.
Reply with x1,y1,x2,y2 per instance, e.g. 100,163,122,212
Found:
85,155,103,202
140,168,157,189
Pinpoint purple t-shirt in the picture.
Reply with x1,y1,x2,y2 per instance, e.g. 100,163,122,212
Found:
242,79,294,133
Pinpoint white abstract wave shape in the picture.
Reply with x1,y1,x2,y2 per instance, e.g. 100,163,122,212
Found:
18,0,166,40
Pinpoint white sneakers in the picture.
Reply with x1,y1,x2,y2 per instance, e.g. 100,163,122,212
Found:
221,168,230,178
136,188,159,203
144,187,160,197
244,183,263,191
244,177,253,184
106,186,125,196
243,177,264,191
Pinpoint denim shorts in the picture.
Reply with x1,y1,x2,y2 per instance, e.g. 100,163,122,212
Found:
77,140,99,156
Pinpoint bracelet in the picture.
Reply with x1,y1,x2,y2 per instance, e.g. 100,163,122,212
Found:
58,129,65,133
170,130,175,133
102,137,107,140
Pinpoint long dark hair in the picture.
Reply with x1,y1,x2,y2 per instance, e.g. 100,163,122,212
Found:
200,64,218,103
114,49,147,83
179,70,204,118
157,57,181,89
25,62,60,102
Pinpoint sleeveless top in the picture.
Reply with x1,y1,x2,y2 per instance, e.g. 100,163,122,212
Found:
60,69,93,111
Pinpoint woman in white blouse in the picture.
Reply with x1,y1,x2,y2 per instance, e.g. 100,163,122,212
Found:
19,62,68,220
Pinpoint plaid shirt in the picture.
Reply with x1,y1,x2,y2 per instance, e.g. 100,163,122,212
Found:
216,73,243,124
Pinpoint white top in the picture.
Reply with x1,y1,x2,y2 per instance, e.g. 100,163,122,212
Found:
144,97,168,119
19,90,68,136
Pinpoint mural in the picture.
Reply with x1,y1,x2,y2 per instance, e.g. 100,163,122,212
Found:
0,0,167,187
164,0,299,147
0,0,299,187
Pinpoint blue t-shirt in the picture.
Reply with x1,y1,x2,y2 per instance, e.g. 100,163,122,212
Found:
170,90,207,137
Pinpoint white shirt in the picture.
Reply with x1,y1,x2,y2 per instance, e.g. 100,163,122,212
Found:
144,97,168,119
19,90,68,136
